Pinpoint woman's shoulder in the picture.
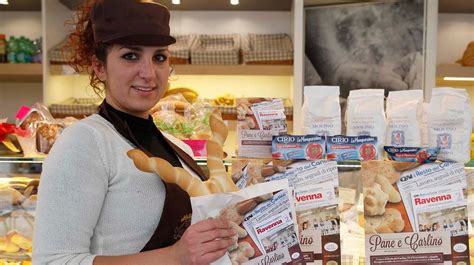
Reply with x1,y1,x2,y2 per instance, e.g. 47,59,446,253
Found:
69,114,114,131
61,114,115,137
53,114,118,149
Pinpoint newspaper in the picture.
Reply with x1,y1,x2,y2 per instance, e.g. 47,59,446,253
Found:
236,164,251,189
265,160,339,188
396,162,466,229
253,210,298,254
191,179,303,265
294,183,340,264
231,159,341,264
411,183,468,236
294,183,338,237
250,98,287,134
243,190,292,253
237,98,288,158
267,160,340,264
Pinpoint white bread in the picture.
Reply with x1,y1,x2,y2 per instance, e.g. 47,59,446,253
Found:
365,208,405,234
363,183,388,216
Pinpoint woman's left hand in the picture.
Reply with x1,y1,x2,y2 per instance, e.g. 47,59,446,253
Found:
171,218,236,265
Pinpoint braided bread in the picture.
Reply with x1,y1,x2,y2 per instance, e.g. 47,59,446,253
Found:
127,111,239,197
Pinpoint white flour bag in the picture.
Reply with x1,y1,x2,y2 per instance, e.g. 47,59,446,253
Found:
302,86,341,136
385,90,423,147
428,87,472,162
346,89,386,154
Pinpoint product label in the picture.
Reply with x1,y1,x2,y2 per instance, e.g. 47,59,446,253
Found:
272,135,326,160
326,135,378,161
384,146,440,163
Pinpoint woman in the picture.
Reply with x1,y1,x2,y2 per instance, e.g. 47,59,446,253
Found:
32,0,235,264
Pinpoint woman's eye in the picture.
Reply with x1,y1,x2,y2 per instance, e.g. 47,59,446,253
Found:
154,54,167,63
122,53,138,61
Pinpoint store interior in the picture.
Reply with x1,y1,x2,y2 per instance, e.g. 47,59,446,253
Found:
0,0,473,264
1,0,473,158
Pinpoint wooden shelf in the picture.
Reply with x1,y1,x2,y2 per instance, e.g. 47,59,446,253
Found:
50,64,293,76
0,63,43,82
436,64,474,78
435,64,474,89
173,64,293,76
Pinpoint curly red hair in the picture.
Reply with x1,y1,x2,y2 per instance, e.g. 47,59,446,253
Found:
64,0,110,97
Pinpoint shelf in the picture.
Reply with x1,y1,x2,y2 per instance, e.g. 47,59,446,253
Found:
175,64,293,76
436,64,474,78
0,63,43,83
0,156,45,164
50,64,293,76
435,64,474,89
2,155,474,168
435,77,474,89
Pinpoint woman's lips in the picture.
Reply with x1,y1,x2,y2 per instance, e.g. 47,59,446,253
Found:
132,86,156,92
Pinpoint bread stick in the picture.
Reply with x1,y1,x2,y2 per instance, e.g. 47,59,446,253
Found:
127,110,239,197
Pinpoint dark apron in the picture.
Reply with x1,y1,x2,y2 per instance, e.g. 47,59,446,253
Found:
141,138,208,251
97,102,208,251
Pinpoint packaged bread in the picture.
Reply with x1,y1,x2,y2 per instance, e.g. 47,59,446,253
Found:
152,97,214,141
35,121,65,154
15,103,71,156
151,93,191,113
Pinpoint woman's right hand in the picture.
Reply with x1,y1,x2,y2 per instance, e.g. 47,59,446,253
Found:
171,218,236,265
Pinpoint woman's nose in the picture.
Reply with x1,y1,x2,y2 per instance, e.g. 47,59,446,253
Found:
138,59,156,80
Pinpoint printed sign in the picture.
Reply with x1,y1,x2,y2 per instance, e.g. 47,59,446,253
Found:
362,161,470,265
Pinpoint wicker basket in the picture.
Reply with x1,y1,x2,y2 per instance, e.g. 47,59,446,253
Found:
169,35,197,65
49,98,102,119
48,38,73,64
190,34,240,65
242,34,293,65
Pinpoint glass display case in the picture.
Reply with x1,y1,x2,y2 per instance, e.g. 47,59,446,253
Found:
0,156,471,264
0,157,42,264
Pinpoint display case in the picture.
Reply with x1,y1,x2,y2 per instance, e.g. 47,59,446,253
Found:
0,157,41,264
0,156,472,264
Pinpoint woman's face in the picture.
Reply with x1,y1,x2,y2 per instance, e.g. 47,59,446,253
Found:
95,44,170,118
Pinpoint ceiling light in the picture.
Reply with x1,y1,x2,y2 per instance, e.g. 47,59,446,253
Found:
443,77,474,81
172,0,180,4
230,0,239,5
0,0,9,5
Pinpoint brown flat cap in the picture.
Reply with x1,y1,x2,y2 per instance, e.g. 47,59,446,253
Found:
91,0,176,46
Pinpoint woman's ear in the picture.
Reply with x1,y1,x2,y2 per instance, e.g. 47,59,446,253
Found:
92,56,107,82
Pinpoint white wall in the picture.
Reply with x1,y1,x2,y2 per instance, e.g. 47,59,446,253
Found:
43,0,74,51
0,83,43,121
437,13,474,65
0,11,43,120
0,11,42,39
